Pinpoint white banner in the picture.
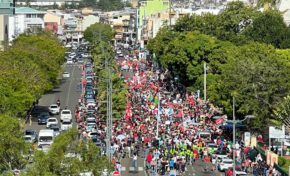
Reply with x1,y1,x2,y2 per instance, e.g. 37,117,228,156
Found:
269,126,285,139
244,132,251,147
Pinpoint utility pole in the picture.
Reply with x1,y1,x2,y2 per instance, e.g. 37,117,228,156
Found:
98,28,112,161
156,92,160,138
204,62,207,102
233,96,236,176
169,0,172,28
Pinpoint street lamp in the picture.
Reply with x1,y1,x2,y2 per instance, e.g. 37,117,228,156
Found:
232,96,255,176
204,62,209,102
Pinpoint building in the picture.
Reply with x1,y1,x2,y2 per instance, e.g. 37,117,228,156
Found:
44,12,64,33
8,7,46,42
142,7,222,43
82,15,100,31
16,0,80,8
277,0,290,26
138,0,169,44
102,9,137,45
0,15,9,50
130,0,139,8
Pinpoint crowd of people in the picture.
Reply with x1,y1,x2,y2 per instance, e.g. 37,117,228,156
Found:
74,46,283,176
110,50,231,175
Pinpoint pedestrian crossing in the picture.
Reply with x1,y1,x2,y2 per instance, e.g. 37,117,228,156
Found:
120,166,144,172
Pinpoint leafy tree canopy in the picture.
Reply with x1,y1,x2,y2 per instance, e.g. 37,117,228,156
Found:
0,33,65,117
84,23,115,43
174,1,290,48
149,27,290,129
244,10,290,48
84,22,127,119
24,129,112,175
97,0,126,11
0,115,28,172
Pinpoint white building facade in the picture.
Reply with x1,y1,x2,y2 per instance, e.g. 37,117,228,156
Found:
8,7,45,42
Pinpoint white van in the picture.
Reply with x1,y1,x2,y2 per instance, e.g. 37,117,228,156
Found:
38,129,54,147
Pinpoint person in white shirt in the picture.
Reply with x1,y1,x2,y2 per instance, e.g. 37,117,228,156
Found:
132,153,138,169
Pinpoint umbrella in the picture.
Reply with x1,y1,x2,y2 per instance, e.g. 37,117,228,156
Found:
116,134,126,141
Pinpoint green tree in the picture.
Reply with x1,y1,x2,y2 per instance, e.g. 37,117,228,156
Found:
274,95,290,127
149,31,234,88
174,2,260,45
215,42,290,128
0,33,65,117
244,10,290,48
79,0,97,8
25,129,112,175
97,0,125,11
84,23,115,43
0,115,28,172
84,23,127,119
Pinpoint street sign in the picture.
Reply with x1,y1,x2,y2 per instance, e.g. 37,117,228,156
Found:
244,132,251,146
269,126,285,139
0,0,13,15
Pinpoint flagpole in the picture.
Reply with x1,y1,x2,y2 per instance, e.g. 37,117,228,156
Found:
156,92,160,138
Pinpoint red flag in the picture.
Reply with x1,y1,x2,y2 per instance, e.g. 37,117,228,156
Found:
215,117,224,124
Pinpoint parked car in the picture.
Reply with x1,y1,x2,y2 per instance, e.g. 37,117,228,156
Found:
38,112,50,125
46,117,58,128
48,104,60,115
24,129,37,143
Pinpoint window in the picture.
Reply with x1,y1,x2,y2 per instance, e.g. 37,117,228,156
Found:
27,24,42,33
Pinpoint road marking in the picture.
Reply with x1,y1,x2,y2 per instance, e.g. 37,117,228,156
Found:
121,167,126,171
65,65,76,106
128,167,144,171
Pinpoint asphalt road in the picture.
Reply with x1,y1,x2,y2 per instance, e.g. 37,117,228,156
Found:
25,63,82,132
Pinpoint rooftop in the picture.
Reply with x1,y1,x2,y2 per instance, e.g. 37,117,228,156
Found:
15,7,46,14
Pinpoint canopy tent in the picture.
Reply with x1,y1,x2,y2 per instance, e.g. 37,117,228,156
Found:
220,123,247,130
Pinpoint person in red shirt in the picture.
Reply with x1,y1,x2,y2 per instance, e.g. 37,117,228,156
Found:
226,168,233,176
146,152,153,170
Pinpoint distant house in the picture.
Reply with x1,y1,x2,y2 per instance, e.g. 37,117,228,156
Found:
0,15,9,50
16,0,80,7
277,0,290,26
44,12,64,33
8,7,46,41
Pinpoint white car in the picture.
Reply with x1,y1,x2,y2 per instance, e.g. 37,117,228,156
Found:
82,53,89,58
67,59,73,64
61,120,73,131
62,72,70,78
212,154,228,164
46,118,58,128
48,104,60,115
60,109,72,122
69,52,76,58
218,158,233,171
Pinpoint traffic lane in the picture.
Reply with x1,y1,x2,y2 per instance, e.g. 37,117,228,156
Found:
120,157,145,176
25,64,82,132
186,160,220,176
